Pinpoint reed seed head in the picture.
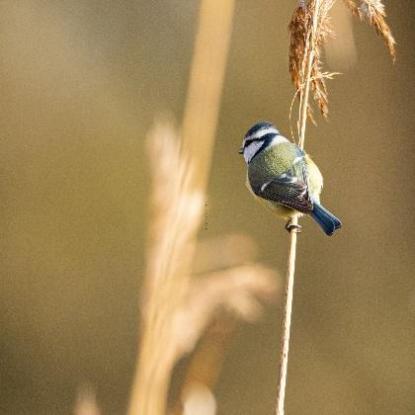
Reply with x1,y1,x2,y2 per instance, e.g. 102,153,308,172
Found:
289,0,395,123
343,0,396,60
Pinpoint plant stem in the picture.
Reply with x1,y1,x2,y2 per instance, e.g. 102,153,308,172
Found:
275,1,320,414
298,46,315,150
275,221,298,415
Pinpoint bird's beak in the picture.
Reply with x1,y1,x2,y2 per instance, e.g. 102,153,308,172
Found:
238,147,243,154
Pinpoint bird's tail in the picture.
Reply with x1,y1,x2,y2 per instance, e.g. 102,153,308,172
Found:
311,203,342,236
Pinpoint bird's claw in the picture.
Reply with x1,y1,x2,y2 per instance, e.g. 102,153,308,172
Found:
285,220,302,233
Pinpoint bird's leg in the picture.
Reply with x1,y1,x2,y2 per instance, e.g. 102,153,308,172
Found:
285,219,302,233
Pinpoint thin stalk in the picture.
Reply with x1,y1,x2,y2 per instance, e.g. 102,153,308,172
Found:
298,46,315,150
299,0,320,149
275,1,321,414
275,224,298,415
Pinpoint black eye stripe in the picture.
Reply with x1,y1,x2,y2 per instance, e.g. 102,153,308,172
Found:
244,132,278,146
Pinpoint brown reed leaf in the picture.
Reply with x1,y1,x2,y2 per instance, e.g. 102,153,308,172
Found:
343,0,396,60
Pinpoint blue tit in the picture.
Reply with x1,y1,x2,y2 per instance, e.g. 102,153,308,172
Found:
239,121,341,236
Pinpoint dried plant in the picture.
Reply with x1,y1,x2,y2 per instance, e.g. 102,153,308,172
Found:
128,1,236,411
182,265,277,342
289,0,395,129
277,1,396,415
171,320,236,415
288,5,307,91
343,0,396,60
128,122,277,415
289,0,337,125
127,121,203,415
171,265,277,415
172,235,278,415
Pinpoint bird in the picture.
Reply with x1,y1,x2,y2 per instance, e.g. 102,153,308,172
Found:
239,121,341,236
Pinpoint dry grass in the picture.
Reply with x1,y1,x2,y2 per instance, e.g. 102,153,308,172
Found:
172,264,278,415
127,122,204,415
127,121,277,415
289,0,395,131
171,319,236,415
343,0,396,60
289,0,337,125
127,2,280,415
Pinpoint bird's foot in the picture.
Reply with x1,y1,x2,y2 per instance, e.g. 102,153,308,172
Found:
285,220,302,233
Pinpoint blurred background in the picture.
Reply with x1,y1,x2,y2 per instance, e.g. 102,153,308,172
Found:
1,1,415,414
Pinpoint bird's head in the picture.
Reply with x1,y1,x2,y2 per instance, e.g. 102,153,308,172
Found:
239,121,285,164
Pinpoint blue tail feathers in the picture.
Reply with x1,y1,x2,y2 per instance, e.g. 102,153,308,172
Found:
311,203,342,236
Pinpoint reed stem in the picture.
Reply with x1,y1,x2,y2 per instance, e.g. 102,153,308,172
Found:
275,1,321,414
275,224,298,415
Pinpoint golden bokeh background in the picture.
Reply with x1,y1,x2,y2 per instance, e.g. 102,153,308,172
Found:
1,1,414,414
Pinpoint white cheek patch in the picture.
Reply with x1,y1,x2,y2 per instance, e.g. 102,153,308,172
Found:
244,140,264,163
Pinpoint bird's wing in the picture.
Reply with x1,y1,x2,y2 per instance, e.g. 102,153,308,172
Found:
256,170,313,213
